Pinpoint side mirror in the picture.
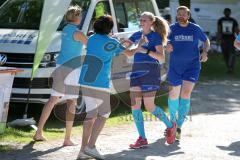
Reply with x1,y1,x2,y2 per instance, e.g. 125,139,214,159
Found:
87,31,94,37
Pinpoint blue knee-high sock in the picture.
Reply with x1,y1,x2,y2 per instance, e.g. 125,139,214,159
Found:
168,98,179,122
152,106,172,128
177,98,190,128
132,109,146,139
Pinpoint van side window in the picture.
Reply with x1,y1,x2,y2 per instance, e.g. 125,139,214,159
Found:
58,0,91,31
88,1,111,35
113,0,155,32
0,0,43,29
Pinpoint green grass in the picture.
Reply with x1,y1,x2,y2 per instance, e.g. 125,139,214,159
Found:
200,52,240,80
0,122,74,144
1,52,238,148
0,144,15,153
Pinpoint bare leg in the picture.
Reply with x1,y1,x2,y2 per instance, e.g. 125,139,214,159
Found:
80,118,95,151
180,80,195,99
130,86,142,110
169,85,181,100
33,96,60,141
142,91,156,112
87,116,107,148
63,99,77,146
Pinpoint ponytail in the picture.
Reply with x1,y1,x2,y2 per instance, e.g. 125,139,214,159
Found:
153,16,169,46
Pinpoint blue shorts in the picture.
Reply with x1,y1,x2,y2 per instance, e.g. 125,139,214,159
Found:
168,62,200,86
130,62,161,92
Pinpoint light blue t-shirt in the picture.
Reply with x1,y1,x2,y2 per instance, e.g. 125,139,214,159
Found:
79,34,125,88
129,31,162,63
168,22,207,69
57,24,83,65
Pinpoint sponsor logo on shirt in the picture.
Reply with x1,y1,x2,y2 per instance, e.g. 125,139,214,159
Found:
175,35,193,42
222,20,234,35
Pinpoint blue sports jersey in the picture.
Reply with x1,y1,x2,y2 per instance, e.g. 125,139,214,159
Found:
168,22,207,69
57,24,83,65
129,31,162,63
79,34,125,88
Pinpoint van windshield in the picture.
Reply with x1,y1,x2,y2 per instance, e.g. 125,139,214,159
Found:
0,0,90,30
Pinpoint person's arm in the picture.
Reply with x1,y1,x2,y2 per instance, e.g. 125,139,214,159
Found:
73,31,88,45
217,19,222,45
112,39,136,57
166,26,174,53
122,48,137,57
200,38,210,62
148,45,164,62
121,32,140,49
233,20,239,35
120,36,143,56
121,39,134,48
234,35,240,50
165,43,173,53
137,45,165,62
234,40,240,50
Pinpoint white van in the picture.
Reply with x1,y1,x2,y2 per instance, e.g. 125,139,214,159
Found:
0,0,166,103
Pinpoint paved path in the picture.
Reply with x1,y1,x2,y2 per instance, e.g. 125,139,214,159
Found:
1,80,240,160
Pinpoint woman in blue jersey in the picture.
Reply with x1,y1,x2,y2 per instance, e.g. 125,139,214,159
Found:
77,15,138,160
33,5,87,146
123,12,176,148
166,6,210,141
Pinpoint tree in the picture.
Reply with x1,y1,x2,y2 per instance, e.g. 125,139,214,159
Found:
179,0,191,8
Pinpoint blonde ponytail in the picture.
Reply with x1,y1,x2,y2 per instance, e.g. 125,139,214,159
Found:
153,16,169,46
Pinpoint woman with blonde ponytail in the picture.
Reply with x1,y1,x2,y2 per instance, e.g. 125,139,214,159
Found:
123,12,177,148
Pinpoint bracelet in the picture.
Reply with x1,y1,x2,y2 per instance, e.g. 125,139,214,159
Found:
146,49,150,55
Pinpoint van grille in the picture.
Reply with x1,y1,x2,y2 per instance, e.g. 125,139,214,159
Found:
4,53,34,63
13,78,53,89
2,52,56,68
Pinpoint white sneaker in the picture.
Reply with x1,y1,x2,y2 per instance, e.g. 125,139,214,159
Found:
84,146,105,160
77,151,93,160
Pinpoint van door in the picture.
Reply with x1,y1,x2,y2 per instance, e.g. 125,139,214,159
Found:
84,0,112,35
112,0,157,35
110,0,162,94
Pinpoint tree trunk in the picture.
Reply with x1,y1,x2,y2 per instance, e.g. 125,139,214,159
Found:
179,0,191,8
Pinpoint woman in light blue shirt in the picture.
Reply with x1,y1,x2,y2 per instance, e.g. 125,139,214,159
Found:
33,5,87,146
